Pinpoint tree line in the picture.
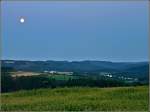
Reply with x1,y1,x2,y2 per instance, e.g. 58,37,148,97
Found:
1,67,144,93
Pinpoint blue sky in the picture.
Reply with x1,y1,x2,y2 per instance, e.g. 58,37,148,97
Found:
1,1,149,62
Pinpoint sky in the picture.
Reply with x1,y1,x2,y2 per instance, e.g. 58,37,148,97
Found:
1,1,149,62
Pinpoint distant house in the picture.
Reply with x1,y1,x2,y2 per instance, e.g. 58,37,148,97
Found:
44,70,49,73
49,71,57,74
56,72,73,75
43,70,56,74
43,70,73,75
100,72,112,78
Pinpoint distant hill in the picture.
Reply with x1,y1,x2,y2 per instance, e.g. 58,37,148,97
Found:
1,60,149,84
1,60,148,73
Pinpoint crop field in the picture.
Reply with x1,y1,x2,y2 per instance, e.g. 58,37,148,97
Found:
11,71,41,77
1,86,149,111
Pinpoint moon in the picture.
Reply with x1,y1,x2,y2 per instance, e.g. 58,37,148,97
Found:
20,18,25,23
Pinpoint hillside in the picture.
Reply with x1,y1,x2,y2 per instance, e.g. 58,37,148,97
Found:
2,60,148,73
1,86,149,111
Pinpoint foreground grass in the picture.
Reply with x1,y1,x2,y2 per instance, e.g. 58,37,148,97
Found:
1,86,149,111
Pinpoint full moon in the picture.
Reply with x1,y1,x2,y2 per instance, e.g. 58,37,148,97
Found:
20,18,25,23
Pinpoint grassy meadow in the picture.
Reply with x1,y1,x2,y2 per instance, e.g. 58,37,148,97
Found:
1,86,149,111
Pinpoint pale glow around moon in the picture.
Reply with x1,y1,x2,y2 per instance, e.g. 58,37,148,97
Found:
20,18,25,23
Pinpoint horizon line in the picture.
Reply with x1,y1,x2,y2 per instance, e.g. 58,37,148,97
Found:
1,59,149,63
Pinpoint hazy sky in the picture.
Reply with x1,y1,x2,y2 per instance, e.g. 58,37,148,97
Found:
2,1,149,62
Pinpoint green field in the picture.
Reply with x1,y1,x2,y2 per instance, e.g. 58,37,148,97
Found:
47,74,81,80
1,86,149,111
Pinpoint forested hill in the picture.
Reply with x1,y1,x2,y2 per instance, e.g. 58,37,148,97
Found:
1,60,148,73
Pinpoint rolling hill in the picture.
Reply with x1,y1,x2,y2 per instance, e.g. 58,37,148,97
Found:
1,60,149,73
